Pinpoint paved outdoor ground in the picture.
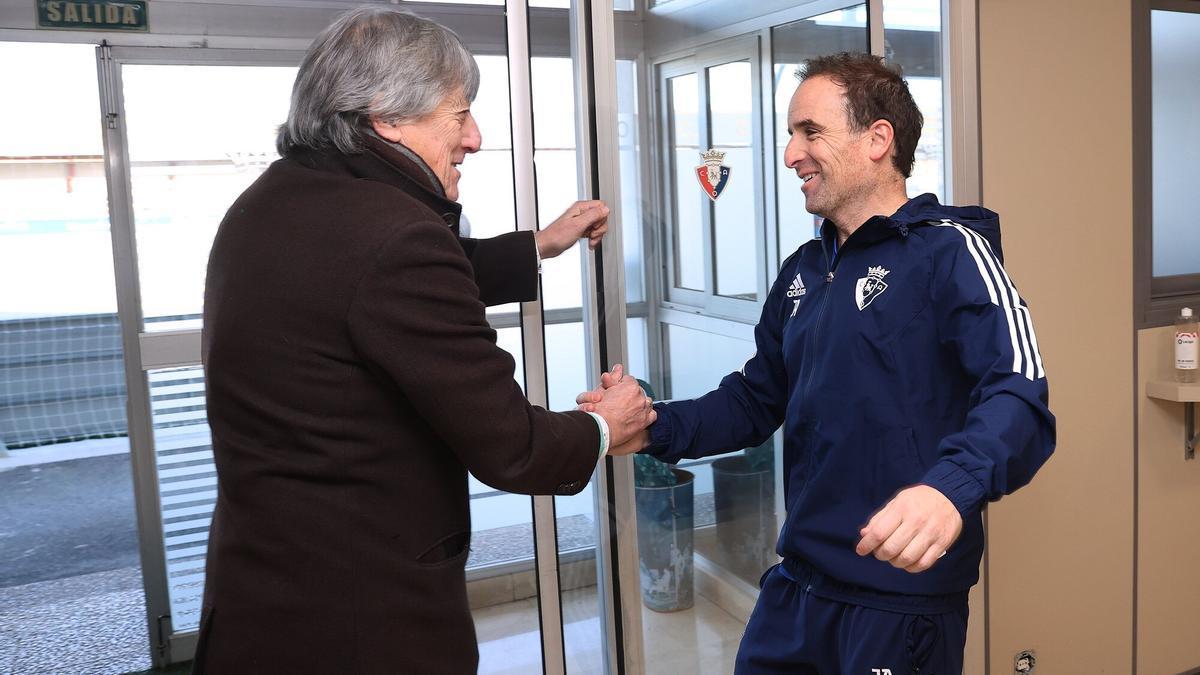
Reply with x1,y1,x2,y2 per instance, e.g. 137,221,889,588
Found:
1,451,141,588
0,566,151,674
1,445,155,674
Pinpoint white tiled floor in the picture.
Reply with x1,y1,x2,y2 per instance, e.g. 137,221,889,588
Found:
475,586,746,674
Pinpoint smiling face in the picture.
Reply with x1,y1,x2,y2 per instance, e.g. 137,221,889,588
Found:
375,88,481,202
782,75,875,223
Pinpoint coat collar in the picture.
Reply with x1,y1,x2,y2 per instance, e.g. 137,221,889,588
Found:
286,132,463,233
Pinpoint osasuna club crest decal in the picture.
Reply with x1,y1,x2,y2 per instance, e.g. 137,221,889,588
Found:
696,149,731,201
855,266,890,310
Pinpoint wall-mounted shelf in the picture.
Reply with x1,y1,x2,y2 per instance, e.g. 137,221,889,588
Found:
1146,381,1200,459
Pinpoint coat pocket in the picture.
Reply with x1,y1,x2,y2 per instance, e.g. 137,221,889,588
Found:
416,530,471,567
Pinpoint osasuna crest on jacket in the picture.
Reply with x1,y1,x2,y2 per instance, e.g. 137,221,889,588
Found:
646,193,1056,597
854,265,890,310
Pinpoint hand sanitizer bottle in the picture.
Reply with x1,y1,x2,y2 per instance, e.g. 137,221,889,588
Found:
1176,307,1198,384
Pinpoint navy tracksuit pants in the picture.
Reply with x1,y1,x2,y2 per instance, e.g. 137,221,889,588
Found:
734,559,969,675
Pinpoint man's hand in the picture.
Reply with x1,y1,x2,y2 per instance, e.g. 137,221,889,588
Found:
856,485,963,574
575,367,619,413
578,365,655,453
607,428,650,457
535,200,610,259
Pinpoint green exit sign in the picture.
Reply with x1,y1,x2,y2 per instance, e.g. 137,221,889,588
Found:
37,0,148,31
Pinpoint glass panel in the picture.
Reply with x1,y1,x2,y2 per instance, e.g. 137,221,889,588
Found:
121,65,297,332
148,366,213,633
1152,9,1200,277
0,42,148,674
405,0,634,8
533,56,585,312
618,59,647,305
461,55,519,319
527,40,650,670
708,61,757,301
664,323,753,399
528,57,645,311
772,6,869,259
542,316,649,673
633,321,767,671
669,74,704,292
884,0,945,201
527,49,604,669
469,322,543,675
461,55,516,241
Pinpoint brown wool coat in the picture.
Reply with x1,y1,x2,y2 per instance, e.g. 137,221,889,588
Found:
192,136,600,674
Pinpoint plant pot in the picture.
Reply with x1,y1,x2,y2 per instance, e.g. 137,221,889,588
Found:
711,455,777,584
634,468,694,612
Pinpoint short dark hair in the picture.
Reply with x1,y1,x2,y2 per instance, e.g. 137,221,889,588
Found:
797,52,923,178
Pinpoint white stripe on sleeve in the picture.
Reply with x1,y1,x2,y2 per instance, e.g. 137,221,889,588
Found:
937,221,1044,380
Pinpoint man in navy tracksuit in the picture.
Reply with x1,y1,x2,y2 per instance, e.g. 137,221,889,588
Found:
582,53,1055,673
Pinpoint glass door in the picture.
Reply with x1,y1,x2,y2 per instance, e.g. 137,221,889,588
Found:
585,1,898,671
0,41,147,674
646,37,776,674
98,46,304,663
94,4,636,670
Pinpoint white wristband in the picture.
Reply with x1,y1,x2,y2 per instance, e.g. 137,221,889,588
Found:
586,412,610,460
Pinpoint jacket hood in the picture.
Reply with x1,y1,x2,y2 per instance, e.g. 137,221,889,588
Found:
892,193,1004,262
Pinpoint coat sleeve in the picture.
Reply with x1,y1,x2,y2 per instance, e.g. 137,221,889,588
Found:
919,225,1056,518
348,219,599,495
641,259,794,463
459,230,538,306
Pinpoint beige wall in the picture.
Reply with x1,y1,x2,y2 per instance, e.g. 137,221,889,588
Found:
1137,327,1200,673
978,0,1136,672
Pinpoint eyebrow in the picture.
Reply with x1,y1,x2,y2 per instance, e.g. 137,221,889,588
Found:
792,118,824,132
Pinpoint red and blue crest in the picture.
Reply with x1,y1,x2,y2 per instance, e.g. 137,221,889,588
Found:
695,149,731,201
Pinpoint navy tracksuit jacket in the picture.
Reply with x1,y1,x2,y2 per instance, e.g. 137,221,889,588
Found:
645,193,1056,598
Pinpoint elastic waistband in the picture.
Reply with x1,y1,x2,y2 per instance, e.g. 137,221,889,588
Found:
780,557,968,615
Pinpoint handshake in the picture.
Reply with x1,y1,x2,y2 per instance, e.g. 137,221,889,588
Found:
575,364,655,457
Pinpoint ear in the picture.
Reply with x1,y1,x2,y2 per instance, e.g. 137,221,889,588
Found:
866,119,896,165
370,115,404,143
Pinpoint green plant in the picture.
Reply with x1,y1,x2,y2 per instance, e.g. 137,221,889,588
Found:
743,441,773,473
631,377,676,488
634,453,678,488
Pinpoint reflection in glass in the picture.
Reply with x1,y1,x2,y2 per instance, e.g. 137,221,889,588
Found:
772,7,868,259
884,0,945,201
634,322,767,672
121,65,297,332
669,74,704,292
708,61,757,300
1151,10,1200,277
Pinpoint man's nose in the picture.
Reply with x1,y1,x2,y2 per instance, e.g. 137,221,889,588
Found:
463,116,482,154
783,137,805,169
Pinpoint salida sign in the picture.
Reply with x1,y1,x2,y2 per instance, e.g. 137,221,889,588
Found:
37,0,148,31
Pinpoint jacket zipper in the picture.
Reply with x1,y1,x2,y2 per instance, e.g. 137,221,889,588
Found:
800,240,842,403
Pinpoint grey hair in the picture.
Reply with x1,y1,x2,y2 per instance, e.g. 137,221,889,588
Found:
276,6,480,156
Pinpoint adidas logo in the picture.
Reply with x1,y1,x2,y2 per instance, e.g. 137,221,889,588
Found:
786,273,806,298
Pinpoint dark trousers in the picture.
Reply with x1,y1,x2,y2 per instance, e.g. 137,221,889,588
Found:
734,561,969,675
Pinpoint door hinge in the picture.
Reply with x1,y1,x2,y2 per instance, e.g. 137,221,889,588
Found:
156,614,173,660
97,41,120,130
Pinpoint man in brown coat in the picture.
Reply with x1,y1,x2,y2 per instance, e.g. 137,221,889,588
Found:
194,7,654,673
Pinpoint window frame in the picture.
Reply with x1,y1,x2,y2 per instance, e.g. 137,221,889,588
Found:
1134,0,1200,328
655,35,769,324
